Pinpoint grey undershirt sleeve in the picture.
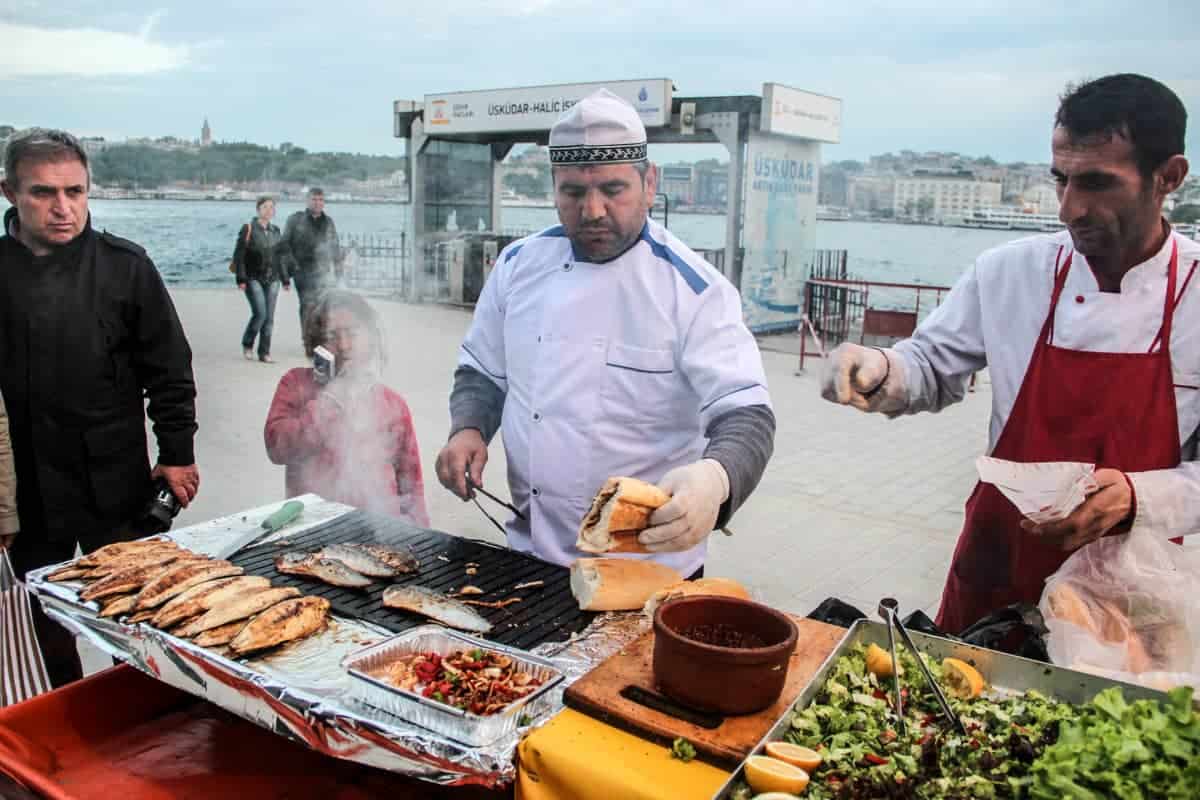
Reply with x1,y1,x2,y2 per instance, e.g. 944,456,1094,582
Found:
704,404,776,529
449,365,506,443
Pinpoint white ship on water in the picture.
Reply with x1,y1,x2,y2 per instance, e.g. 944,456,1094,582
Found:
945,207,1065,232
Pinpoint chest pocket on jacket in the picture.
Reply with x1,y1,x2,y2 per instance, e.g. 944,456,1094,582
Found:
599,342,678,423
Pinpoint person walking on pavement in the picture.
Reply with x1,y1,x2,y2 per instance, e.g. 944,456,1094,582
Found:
822,74,1198,634
234,196,288,363
278,187,344,346
0,128,200,687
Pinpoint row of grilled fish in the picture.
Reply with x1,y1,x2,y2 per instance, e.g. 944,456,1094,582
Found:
271,542,493,634
46,538,329,656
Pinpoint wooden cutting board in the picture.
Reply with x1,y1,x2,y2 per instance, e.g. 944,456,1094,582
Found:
562,616,844,767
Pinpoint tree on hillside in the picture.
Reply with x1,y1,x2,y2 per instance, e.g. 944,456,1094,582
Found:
1172,203,1200,224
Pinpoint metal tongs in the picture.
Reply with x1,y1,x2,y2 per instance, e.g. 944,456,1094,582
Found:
877,598,966,735
464,469,526,535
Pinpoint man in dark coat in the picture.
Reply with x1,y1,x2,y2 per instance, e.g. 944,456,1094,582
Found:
0,128,200,687
278,187,344,345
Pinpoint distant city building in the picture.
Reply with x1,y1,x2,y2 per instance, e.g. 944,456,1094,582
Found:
847,175,896,214
893,170,1002,221
1021,181,1060,216
201,118,212,147
695,165,728,207
819,167,850,207
659,164,695,205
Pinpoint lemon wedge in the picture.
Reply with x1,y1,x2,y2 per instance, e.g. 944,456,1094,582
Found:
865,642,897,678
941,657,985,699
764,741,822,772
744,755,810,795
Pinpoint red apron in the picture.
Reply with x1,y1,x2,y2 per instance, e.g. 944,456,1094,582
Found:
936,241,1197,633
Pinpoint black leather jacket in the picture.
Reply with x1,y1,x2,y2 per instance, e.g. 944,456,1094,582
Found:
0,208,197,541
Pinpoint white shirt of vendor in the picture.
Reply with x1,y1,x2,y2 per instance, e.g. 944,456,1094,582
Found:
895,227,1200,541
457,218,771,576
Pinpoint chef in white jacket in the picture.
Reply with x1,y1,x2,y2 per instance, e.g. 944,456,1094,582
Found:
823,73,1198,632
435,89,775,577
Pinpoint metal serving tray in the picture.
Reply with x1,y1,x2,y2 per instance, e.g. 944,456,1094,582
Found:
343,625,565,747
712,619,1180,799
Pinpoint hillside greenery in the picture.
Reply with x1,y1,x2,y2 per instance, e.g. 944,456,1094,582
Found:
86,142,407,189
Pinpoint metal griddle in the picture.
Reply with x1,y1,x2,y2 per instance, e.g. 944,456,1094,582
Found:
229,510,595,649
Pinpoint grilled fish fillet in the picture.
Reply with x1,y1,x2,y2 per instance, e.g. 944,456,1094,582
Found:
228,596,331,657
382,585,493,633
79,560,186,603
74,539,177,568
47,566,94,582
315,543,400,577
133,561,244,611
151,576,271,629
192,619,251,648
99,594,138,618
84,549,194,579
174,587,302,638
355,543,420,574
274,552,372,588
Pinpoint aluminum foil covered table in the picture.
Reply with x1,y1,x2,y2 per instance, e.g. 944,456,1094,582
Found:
26,496,649,789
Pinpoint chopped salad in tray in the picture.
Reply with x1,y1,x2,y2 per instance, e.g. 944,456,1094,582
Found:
730,642,1200,799
372,647,546,716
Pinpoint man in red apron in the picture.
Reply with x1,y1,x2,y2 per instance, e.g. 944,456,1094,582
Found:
822,73,1197,633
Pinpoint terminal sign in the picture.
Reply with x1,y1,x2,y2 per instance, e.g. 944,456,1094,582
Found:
760,83,842,144
424,79,672,134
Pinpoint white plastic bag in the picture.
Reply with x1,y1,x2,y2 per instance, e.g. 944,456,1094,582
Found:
1040,525,1200,691
0,548,51,706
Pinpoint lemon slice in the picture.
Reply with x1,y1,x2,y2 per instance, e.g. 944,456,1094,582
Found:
941,657,985,699
744,755,810,795
764,741,822,772
865,642,897,678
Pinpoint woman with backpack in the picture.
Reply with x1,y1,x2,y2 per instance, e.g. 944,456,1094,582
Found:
232,196,288,362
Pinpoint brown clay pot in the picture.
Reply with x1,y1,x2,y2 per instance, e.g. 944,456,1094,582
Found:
652,595,798,715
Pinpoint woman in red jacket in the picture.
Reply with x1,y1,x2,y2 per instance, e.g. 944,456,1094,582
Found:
264,290,429,526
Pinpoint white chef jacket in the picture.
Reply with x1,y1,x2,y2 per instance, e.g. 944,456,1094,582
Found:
894,228,1200,541
458,219,771,575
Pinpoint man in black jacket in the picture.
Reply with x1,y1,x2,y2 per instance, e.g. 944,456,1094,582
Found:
0,128,200,686
278,187,344,345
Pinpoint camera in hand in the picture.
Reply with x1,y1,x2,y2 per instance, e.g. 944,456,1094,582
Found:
140,477,182,533
313,345,336,385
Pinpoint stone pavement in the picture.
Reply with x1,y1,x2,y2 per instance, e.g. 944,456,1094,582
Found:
81,289,993,674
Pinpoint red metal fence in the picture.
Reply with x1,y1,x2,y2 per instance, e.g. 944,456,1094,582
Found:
797,276,952,372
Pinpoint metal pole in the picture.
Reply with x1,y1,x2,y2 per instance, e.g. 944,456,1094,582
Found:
798,282,811,372
409,118,428,303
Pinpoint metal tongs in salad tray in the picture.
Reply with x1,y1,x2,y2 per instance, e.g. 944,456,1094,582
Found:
878,597,967,735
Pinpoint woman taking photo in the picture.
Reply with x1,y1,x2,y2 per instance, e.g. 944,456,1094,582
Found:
233,196,288,362
263,290,429,525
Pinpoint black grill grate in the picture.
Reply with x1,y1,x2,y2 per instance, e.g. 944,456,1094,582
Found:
229,510,596,649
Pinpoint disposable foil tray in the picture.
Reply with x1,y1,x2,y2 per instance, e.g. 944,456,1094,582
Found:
343,625,565,747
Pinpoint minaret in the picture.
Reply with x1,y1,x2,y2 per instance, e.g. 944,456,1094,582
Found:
201,118,212,147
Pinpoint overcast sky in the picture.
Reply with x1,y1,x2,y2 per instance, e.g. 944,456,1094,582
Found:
2,1,1198,164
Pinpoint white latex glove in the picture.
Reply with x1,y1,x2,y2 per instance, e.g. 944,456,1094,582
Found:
640,459,730,553
820,343,909,414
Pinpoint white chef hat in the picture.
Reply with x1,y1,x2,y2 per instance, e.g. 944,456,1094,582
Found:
549,89,647,166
